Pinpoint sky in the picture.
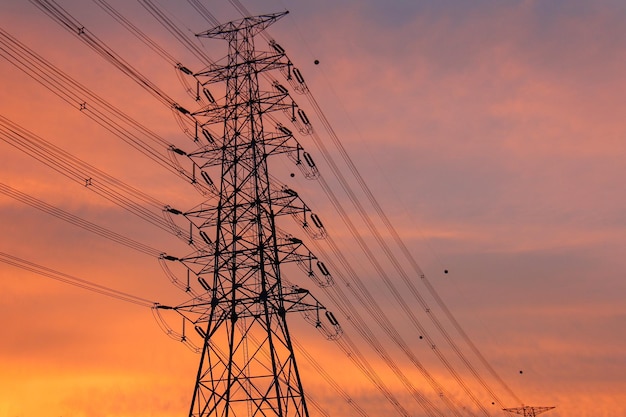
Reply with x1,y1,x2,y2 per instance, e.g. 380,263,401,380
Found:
1,1,625,417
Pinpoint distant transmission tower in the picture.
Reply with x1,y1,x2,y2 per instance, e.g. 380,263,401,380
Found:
504,405,556,417
154,11,340,417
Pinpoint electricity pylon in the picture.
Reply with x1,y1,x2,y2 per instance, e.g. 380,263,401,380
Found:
154,11,340,417
504,405,556,417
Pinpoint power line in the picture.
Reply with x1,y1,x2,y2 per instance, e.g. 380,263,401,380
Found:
7,1,529,414
90,2,511,413
0,26,214,195
0,182,162,257
0,114,189,240
267,30,523,408
29,0,179,108
0,251,156,307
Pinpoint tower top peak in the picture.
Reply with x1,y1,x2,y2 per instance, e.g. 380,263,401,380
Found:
197,11,288,39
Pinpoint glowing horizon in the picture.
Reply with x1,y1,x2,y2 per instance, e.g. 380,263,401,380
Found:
1,1,625,417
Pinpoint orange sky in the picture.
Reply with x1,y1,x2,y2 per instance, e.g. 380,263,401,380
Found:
1,1,625,417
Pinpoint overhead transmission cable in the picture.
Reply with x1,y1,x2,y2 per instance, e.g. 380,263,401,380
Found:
254,14,521,417
303,89,520,408
0,27,202,186
0,251,155,307
293,338,370,417
306,229,468,417
8,5,401,416
91,0,180,65
136,0,215,64
22,0,512,413
227,8,504,405
253,88,482,413
23,0,223,182
223,4,518,408
27,0,213,151
185,0,221,27
254,7,520,402
217,11,512,415
269,71,498,415
238,72,484,417
29,0,177,109
255,19,522,408
0,183,162,258
0,114,189,241
297,77,517,410
312,155,493,416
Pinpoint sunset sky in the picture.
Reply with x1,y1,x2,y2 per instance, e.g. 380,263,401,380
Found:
1,1,625,417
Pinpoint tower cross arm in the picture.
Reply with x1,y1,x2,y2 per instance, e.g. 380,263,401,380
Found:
196,11,289,39
195,53,289,83
281,284,342,340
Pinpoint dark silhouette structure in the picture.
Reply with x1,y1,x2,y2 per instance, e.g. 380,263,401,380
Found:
156,12,340,417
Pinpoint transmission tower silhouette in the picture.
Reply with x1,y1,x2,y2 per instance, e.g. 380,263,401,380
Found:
504,405,556,417
154,11,341,417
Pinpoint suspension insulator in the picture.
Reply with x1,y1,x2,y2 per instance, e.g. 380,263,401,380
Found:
202,129,215,144
178,65,193,75
162,254,178,261
168,143,187,156
293,67,305,84
288,237,303,244
274,83,289,95
317,261,330,276
198,277,211,291
195,325,206,338
325,310,339,326
175,104,190,115
203,88,216,104
311,213,324,228
199,230,212,245
297,108,310,125
166,206,183,215
278,125,293,136
201,171,214,187
282,188,298,197
270,40,285,54
303,152,316,168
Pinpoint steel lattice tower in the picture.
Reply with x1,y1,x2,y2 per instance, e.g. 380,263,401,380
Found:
503,406,556,417
191,13,305,417
155,11,340,417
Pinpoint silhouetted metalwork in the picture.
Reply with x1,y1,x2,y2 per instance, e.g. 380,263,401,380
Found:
504,405,556,417
154,11,340,417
